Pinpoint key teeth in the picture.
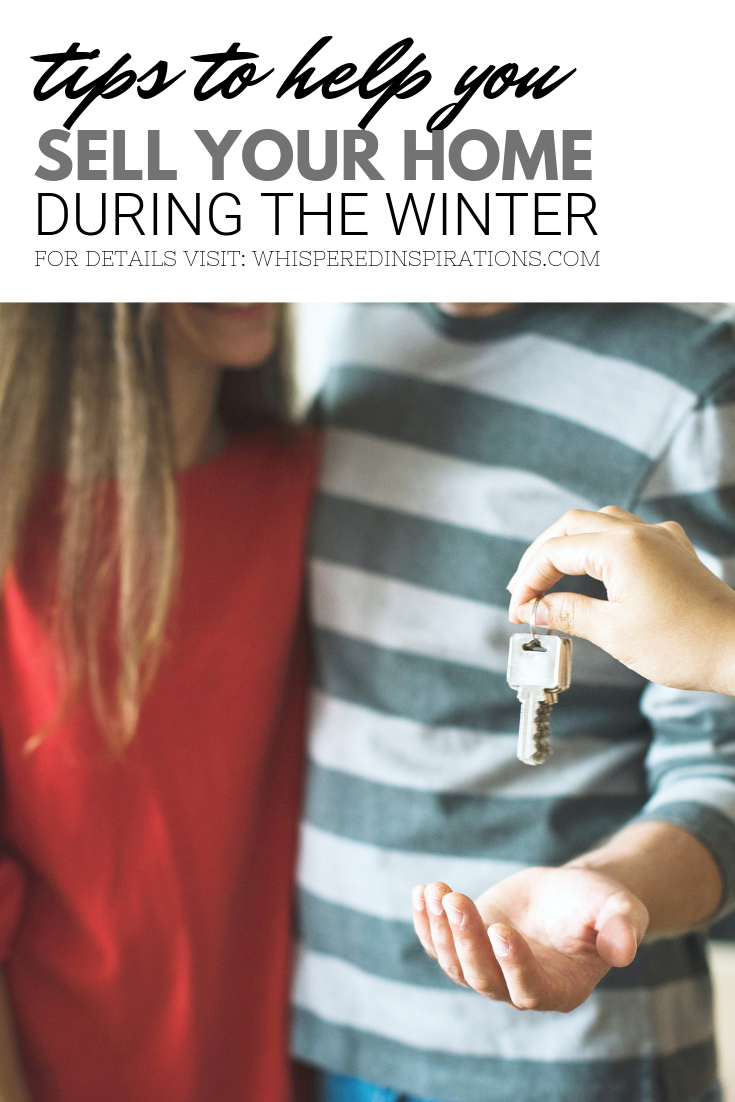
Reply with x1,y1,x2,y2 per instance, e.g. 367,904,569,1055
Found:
530,701,553,765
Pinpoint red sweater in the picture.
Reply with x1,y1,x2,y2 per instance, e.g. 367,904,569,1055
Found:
0,427,318,1102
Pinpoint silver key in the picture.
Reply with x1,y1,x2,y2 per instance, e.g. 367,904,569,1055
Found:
516,685,554,765
507,602,572,766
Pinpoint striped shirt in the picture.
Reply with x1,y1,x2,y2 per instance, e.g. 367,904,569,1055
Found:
292,302,735,1102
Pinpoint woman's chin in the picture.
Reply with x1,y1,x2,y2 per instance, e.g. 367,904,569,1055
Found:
193,303,270,321
174,303,278,368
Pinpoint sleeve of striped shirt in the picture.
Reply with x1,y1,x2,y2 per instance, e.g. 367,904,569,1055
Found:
633,370,735,921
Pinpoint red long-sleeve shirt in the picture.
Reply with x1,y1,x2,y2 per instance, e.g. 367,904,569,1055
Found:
0,427,318,1102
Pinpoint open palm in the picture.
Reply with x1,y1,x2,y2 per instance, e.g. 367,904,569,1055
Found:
412,866,649,1012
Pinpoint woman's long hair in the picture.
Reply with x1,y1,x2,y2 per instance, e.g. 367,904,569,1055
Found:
0,303,290,751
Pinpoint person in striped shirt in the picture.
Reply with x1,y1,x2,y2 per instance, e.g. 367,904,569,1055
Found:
292,302,735,1102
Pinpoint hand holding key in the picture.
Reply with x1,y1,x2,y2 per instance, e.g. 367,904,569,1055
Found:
412,867,648,1013
508,506,735,696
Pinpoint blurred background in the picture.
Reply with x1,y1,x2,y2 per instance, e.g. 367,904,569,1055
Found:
711,918,735,1100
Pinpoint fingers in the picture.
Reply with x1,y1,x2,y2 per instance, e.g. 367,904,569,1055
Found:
508,528,617,633
423,883,468,986
442,904,583,1012
508,559,568,621
656,519,696,553
510,518,700,634
440,893,509,999
510,526,640,619
419,890,552,1008
412,885,437,959
507,508,642,592
598,506,646,524
514,590,610,642
415,886,512,1001
486,924,552,1010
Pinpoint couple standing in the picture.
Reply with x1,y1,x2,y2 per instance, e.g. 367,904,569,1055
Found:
0,301,732,1102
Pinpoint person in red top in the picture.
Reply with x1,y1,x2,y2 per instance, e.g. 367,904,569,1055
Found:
0,303,318,1102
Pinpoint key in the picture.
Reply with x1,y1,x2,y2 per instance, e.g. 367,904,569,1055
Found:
507,599,572,766
508,634,572,764
516,685,554,766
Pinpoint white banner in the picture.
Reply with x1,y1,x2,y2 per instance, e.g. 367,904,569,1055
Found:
3,0,734,300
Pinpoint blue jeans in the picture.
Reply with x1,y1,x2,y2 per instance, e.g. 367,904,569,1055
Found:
317,1071,723,1102
316,1072,417,1102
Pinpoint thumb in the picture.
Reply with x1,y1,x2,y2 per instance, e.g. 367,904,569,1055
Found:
516,592,609,644
594,890,649,968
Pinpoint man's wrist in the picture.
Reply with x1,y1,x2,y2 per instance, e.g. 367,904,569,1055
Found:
710,610,735,697
565,820,723,933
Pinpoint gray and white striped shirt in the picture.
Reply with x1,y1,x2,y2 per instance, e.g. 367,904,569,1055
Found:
292,302,735,1102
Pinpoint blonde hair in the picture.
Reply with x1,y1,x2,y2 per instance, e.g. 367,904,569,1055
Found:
0,303,289,750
